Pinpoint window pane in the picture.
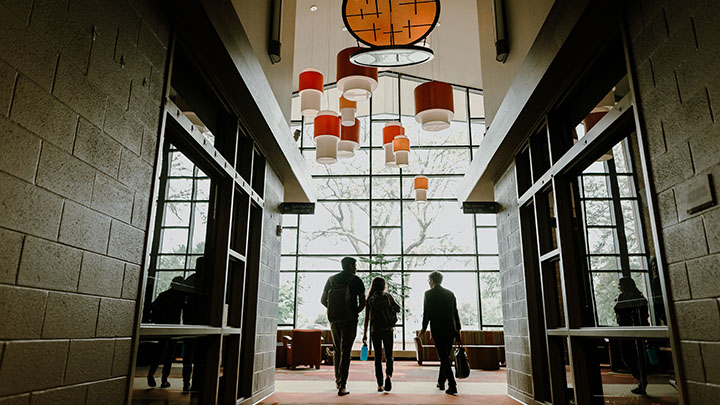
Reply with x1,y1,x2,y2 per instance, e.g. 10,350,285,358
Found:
480,272,502,326
298,256,370,271
296,273,334,329
406,148,471,175
404,256,476,271
372,201,400,226
167,178,192,200
443,273,479,330
403,201,475,254
372,228,401,254
372,176,400,199
162,203,191,227
584,201,613,226
469,91,485,118
278,272,296,325
306,149,370,175
477,227,499,254
299,202,370,255
315,177,369,200
281,229,297,254
402,176,462,199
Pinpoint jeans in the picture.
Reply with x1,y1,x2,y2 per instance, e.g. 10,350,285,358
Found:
435,338,456,388
371,329,394,386
331,320,357,388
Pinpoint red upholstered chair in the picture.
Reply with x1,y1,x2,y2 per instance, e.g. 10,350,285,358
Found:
414,330,440,365
276,329,293,367
283,329,322,369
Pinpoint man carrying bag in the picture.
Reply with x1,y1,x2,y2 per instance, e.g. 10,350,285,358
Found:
420,271,462,395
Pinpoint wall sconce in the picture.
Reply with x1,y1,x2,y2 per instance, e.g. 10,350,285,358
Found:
492,0,509,63
269,0,283,64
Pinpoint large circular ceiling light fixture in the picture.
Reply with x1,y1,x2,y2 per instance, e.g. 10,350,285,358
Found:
342,0,439,67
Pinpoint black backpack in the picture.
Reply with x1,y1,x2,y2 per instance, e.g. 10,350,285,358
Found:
370,293,398,331
327,275,354,322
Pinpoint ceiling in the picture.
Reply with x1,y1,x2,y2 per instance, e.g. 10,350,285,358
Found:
291,0,483,92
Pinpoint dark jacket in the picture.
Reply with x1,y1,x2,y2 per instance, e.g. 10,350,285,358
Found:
149,288,185,324
422,284,461,341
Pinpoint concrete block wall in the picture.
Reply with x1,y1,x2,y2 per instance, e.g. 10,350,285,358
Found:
0,0,168,402
252,166,284,397
626,0,720,401
494,164,533,399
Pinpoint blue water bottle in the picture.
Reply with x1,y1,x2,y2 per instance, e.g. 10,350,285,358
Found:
360,343,369,361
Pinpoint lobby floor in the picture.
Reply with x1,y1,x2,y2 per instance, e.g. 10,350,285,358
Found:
262,361,516,404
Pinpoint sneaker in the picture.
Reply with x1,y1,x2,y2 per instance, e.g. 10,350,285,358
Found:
377,385,384,392
338,387,350,396
445,386,458,395
436,383,445,391
183,382,191,393
631,385,647,395
160,380,171,388
147,375,156,388
384,377,392,392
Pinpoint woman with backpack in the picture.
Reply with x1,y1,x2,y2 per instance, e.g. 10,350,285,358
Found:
362,277,401,392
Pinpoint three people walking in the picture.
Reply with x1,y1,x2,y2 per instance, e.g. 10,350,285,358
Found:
323,259,461,396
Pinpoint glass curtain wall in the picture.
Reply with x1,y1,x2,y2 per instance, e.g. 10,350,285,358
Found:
281,72,500,350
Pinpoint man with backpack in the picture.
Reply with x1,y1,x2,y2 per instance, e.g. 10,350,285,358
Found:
321,257,366,396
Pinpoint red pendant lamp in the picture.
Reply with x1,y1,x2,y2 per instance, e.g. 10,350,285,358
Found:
337,47,378,101
338,118,360,158
414,81,454,131
314,110,341,164
383,122,404,168
299,68,324,117
414,176,429,202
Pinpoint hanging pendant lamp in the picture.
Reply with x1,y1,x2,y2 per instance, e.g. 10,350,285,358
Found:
299,68,324,117
337,47,378,102
414,175,429,202
392,135,410,168
339,96,357,127
383,122,404,168
338,118,360,158
414,81,454,131
314,110,341,164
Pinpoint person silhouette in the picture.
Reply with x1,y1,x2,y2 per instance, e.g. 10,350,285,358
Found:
363,277,400,392
181,257,205,393
614,277,649,395
147,276,186,388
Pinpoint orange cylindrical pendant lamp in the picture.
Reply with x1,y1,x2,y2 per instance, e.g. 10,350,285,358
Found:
337,47,378,101
314,110,341,164
383,122,404,168
338,118,360,158
414,81,454,131
339,96,357,127
392,135,410,168
414,175,429,202
299,68,324,117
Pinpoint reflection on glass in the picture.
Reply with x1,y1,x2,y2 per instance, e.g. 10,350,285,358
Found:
144,144,212,326
590,338,678,403
132,336,207,404
576,134,665,327
278,273,296,325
